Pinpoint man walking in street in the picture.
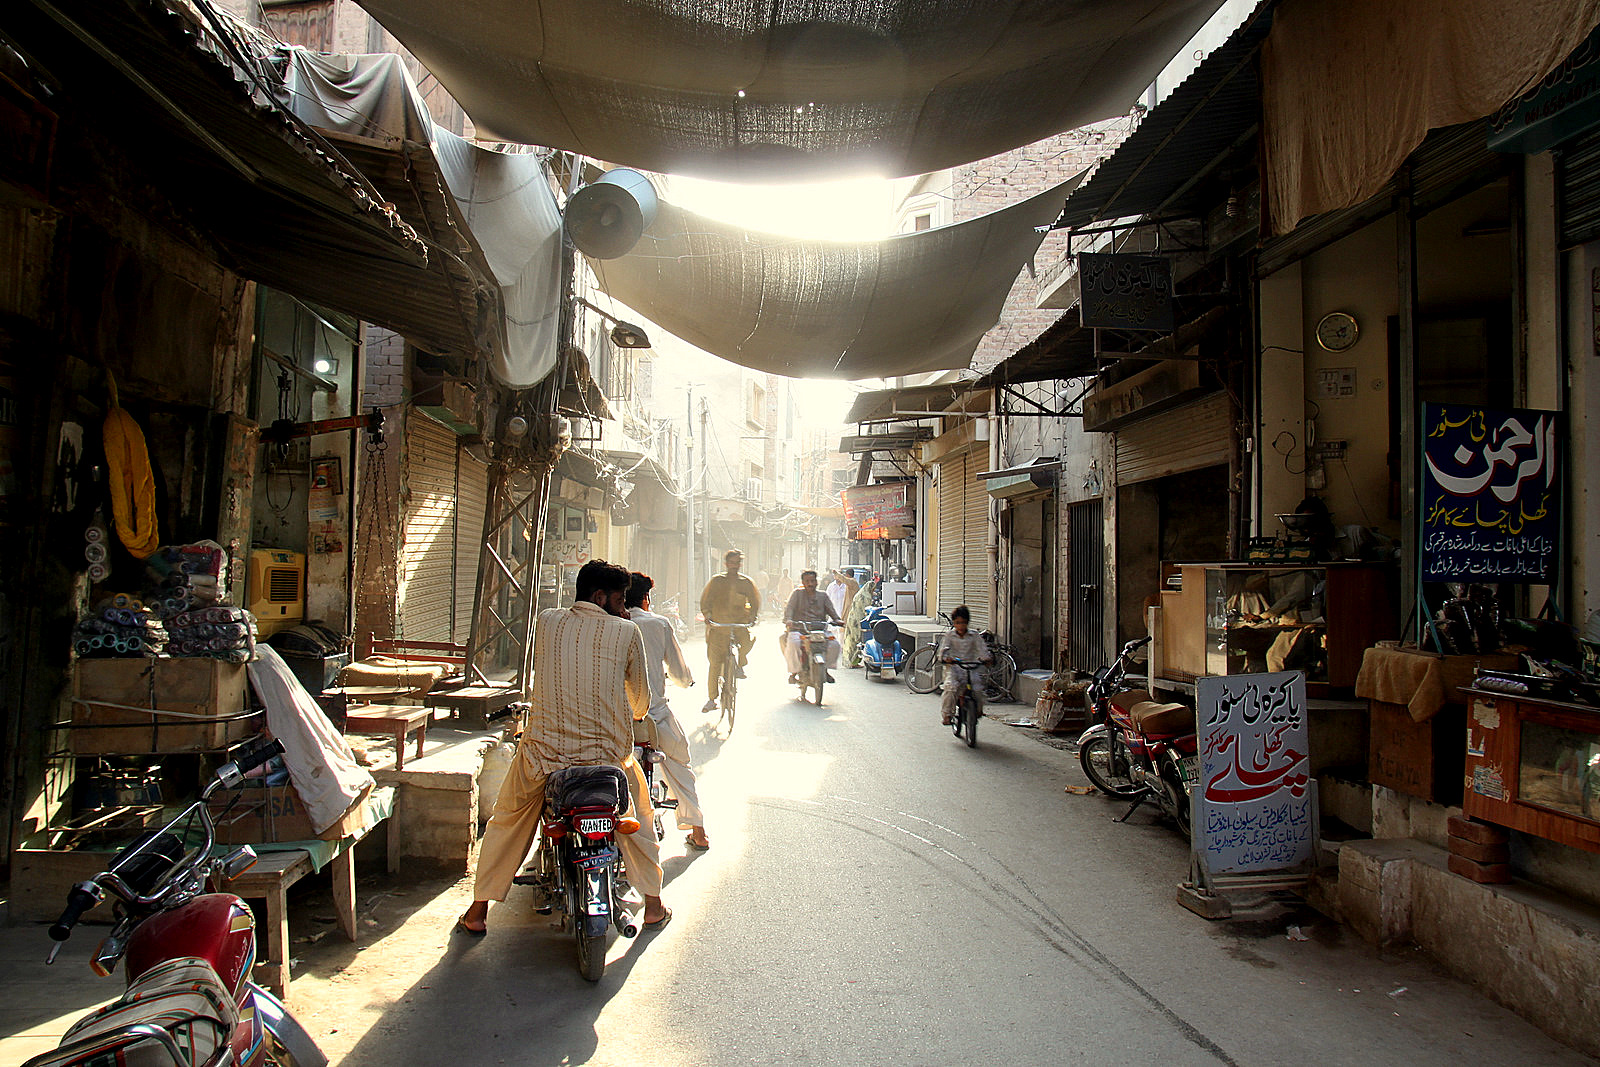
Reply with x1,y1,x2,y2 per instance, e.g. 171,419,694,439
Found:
457,559,669,935
700,548,761,713
782,569,843,684
627,571,710,851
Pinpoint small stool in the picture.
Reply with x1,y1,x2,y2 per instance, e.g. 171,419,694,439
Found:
343,704,431,769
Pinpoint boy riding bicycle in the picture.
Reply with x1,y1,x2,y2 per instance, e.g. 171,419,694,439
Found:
939,605,992,726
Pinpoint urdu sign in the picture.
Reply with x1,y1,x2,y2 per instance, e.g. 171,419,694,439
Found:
1420,403,1562,582
1195,672,1317,877
1078,252,1174,332
841,482,912,540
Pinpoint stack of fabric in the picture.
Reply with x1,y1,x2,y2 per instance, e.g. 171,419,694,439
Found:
72,593,167,658
144,542,227,618
166,605,257,663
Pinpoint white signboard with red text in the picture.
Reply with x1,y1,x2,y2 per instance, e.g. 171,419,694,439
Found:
1194,671,1318,878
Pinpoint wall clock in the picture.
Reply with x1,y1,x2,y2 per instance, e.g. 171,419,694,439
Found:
1315,311,1359,352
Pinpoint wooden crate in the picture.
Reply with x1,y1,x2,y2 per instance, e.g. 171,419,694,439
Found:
1369,699,1465,805
70,658,258,754
209,779,319,844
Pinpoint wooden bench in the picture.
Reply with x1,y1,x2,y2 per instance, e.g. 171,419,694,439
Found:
342,704,432,769
358,637,521,728
224,787,398,998
361,637,468,677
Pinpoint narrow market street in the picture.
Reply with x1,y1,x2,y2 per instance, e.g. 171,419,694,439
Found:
245,629,1584,1065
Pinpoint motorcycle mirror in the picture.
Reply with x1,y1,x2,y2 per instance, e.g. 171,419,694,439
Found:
222,846,258,880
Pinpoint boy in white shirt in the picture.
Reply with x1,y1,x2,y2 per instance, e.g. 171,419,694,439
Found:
939,605,991,726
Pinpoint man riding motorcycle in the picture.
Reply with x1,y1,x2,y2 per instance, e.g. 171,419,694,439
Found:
782,569,843,684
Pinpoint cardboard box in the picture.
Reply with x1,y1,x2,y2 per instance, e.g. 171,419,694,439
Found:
209,780,318,844
71,658,258,754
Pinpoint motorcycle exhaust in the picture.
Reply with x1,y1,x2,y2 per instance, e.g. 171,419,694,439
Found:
615,908,639,939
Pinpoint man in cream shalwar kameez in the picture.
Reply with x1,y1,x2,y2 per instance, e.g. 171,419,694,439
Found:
458,560,668,933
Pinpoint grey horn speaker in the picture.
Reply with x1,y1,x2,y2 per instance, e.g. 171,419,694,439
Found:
566,169,658,259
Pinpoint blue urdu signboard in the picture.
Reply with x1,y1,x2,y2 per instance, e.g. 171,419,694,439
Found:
1194,672,1316,877
1420,403,1562,582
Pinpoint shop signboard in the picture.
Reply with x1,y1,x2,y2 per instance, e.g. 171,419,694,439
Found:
1078,252,1174,332
842,481,913,540
1420,403,1562,582
1194,671,1317,877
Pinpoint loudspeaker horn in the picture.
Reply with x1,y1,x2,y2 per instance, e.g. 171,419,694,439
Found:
566,169,658,259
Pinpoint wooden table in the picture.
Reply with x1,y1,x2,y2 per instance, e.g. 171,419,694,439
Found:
343,703,431,769
423,684,521,728
337,684,427,702
225,788,398,997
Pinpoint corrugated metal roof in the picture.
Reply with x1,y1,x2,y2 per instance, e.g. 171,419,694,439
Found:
1,0,491,364
845,382,988,424
1049,6,1271,230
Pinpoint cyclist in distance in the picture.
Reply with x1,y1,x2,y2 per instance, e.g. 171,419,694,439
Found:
699,549,761,713
939,605,992,726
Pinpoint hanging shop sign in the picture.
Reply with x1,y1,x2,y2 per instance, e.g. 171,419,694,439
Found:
1420,403,1562,582
1194,671,1317,878
842,481,913,540
1078,252,1174,332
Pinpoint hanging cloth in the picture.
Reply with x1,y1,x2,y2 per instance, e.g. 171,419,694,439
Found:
103,383,160,559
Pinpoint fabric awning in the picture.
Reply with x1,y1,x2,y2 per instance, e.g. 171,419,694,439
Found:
282,50,564,389
598,450,680,496
354,0,1229,181
591,175,1085,380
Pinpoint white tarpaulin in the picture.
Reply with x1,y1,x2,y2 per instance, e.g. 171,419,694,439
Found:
353,0,1226,180
590,171,1084,379
284,51,564,388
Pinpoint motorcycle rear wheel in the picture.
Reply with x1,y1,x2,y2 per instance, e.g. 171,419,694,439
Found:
574,879,607,982
1079,733,1141,797
904,646,940,694
1160,767,1193,840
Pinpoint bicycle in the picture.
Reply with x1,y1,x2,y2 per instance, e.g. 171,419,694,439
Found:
706,620,749,734
947,658,985,747
905,612,1018,702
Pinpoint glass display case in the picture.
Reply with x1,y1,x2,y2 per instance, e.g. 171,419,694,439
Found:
1159,561,1395,694
1465,691,1600,853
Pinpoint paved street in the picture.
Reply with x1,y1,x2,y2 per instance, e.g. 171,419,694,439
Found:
4,625,1593,1065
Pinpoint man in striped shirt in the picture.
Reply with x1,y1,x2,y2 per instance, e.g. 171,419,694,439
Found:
458,560,669,935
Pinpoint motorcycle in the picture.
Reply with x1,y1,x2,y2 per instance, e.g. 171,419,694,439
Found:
1076,636,1199,838
658,595,689,642
27,737,326,1067
520,764,641,981
859,607,907,681
790,621,833,705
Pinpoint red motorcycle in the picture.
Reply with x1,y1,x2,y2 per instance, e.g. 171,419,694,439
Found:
1076,636,1199,838
27,738,326,1067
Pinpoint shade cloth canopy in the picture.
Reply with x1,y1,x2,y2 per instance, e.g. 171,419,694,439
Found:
354,0,1226,180
591,172,1084,379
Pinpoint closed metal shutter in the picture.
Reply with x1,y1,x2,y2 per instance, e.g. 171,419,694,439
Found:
935,448,991,629
454,452,490,643
1114,393,1232,485
1560,126,1600,248
399,415,460,643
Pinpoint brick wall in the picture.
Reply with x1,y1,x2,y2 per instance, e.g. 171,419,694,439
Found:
362,325,407,410
952,118,1134,375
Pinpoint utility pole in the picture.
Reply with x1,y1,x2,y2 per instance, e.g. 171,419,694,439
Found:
685,385,696,609
700,398,710,582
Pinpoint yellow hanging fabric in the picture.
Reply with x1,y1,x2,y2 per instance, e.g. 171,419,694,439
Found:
103,403,160,559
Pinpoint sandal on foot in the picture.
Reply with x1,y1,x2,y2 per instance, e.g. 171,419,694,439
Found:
454,918,487,937
643,908,673,931
685,835,710,851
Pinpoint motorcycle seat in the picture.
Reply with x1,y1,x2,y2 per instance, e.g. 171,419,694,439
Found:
1129,700,1195,735
547,764,631,816
55,956,235,1067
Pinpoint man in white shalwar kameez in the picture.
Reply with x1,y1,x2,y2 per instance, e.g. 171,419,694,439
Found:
626,571,710,851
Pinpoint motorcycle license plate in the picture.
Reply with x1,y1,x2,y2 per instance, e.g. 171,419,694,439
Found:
573,846,618,871
1178,755,1199,785
577,816,613,835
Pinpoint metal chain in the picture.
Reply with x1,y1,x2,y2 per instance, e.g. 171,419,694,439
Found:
356,429,401,639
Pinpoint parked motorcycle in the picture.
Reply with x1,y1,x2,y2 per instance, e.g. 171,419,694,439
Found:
28,737,326,1067
658,595,689,642
859,608,907,681
1077,636,1199,838
791,621,832,705
520,764,640,981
